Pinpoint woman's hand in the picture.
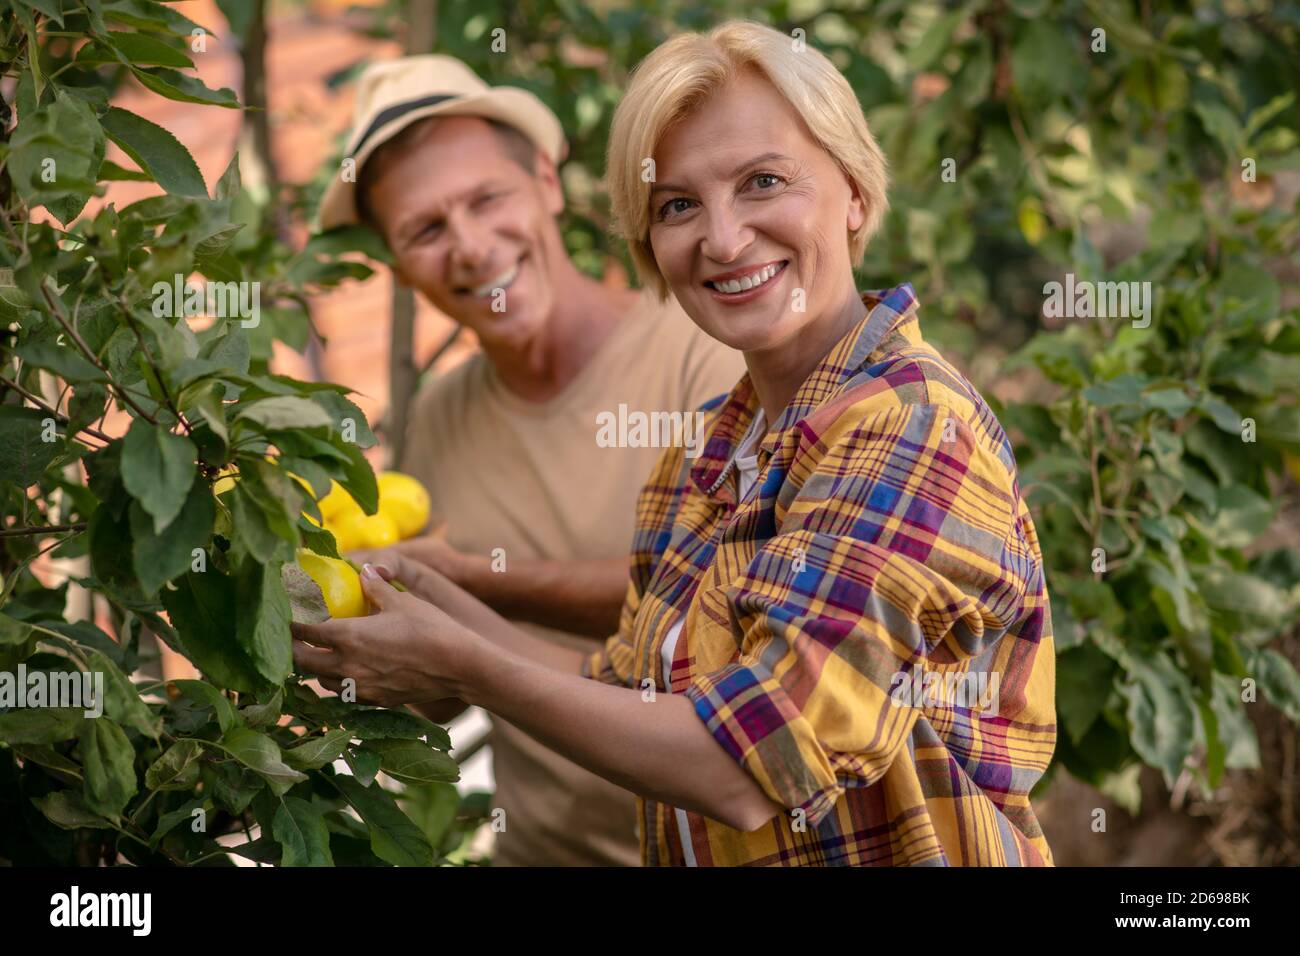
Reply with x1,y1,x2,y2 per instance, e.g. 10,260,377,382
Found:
347,548,454,605
290,563,484,709
350,524,473,589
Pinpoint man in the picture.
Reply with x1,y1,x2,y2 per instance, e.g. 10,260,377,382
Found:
317,56,743,865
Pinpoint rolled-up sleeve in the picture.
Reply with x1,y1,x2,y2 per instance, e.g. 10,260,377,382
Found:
581,577,641,687
683,403,1032,825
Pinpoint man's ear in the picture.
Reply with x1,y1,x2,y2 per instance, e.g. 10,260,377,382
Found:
533,153,565,217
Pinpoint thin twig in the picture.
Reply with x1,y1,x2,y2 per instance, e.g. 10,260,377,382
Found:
0,522,87,537
0,375,113,444
118,295,190,434
40,279,160,425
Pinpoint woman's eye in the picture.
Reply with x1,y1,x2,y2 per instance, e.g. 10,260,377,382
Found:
750,173,782,190
658,198,693,220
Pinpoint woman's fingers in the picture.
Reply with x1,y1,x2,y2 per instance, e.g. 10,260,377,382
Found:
358,562,404,611
292,638,340,678
290,619,343,648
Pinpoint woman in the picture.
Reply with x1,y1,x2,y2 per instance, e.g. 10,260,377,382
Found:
293,20,1056,866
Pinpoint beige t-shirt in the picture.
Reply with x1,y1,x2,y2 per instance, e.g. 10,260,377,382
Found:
402,289,745,866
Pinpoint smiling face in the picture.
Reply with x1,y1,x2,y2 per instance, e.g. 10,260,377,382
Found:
363,116,565,351
648,70,865,355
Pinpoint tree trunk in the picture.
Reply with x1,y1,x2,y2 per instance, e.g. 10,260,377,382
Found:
385,0,438,469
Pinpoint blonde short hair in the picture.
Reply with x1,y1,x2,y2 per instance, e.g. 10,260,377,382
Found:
606,20,890,298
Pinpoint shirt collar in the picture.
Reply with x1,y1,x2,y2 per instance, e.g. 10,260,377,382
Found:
690,283,921,500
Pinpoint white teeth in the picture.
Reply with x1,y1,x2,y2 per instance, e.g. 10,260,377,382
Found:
712,262,782,294
472,261,520,297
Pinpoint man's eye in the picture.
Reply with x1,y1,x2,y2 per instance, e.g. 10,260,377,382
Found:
419,221,443,240
658,198,693,220
474,192,501,208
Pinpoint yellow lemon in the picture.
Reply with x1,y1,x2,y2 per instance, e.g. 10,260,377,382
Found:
1286,453,1300,484
329,512,399,551
318,481,364,522
297,550,367,618
377,471,431,539
212,466,238,496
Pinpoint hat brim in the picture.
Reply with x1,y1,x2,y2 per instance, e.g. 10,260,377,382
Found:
317,87,567,232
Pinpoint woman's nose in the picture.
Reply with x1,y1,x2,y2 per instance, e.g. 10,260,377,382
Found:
700,206,754,264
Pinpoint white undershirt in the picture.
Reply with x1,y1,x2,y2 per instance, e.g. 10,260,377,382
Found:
659,410,766,865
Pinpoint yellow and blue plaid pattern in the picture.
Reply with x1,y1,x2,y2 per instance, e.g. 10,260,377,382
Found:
586,284,1056,865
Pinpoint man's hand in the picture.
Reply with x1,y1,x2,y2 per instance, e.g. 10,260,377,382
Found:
291,564,481,709
352,540,628,639
354,530,472,588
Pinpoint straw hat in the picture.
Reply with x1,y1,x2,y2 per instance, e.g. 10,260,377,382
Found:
318,55,567,229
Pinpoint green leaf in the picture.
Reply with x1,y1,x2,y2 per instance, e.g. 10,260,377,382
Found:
343,708,452,750
1196,566,1289,629
128,479,214,596
297,515,341,559
200,761,263,815
273,797,334,866
282,727,352,770
239,687,284,730
335,441,379,515
232,559,293,686
103,0,211,36
346,746,381,787
1118,649,1197,785
77,31,194,68
1193,101,1244,159
1082,373,1145,408
121,419,197,533
168,679,238,734
20,0,65,26
1210,673,1259,772
1055,643,1117,745
1197,394,1242,434
79,646,162,738
100,107,207,197
78,718,138,819
162,572,268,694
1196,485,1274,550
0,612,35,647
301,225,393,265
145,738,204,790
1254,649,1300,723
13,743,83,777
0,405,65,487
7,90,105,224
218,726,307,796
364,739,459,786
331,774,433,867
150,797,206,847
310,391,378,448
0,708,84,745
230,481,294,565
235,396,334,431
32,790,114,830
130,66,240,108
15,341,109,383
194,222,246,261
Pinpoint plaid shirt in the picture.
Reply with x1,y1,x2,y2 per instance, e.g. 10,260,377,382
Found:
585,284,1056,866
